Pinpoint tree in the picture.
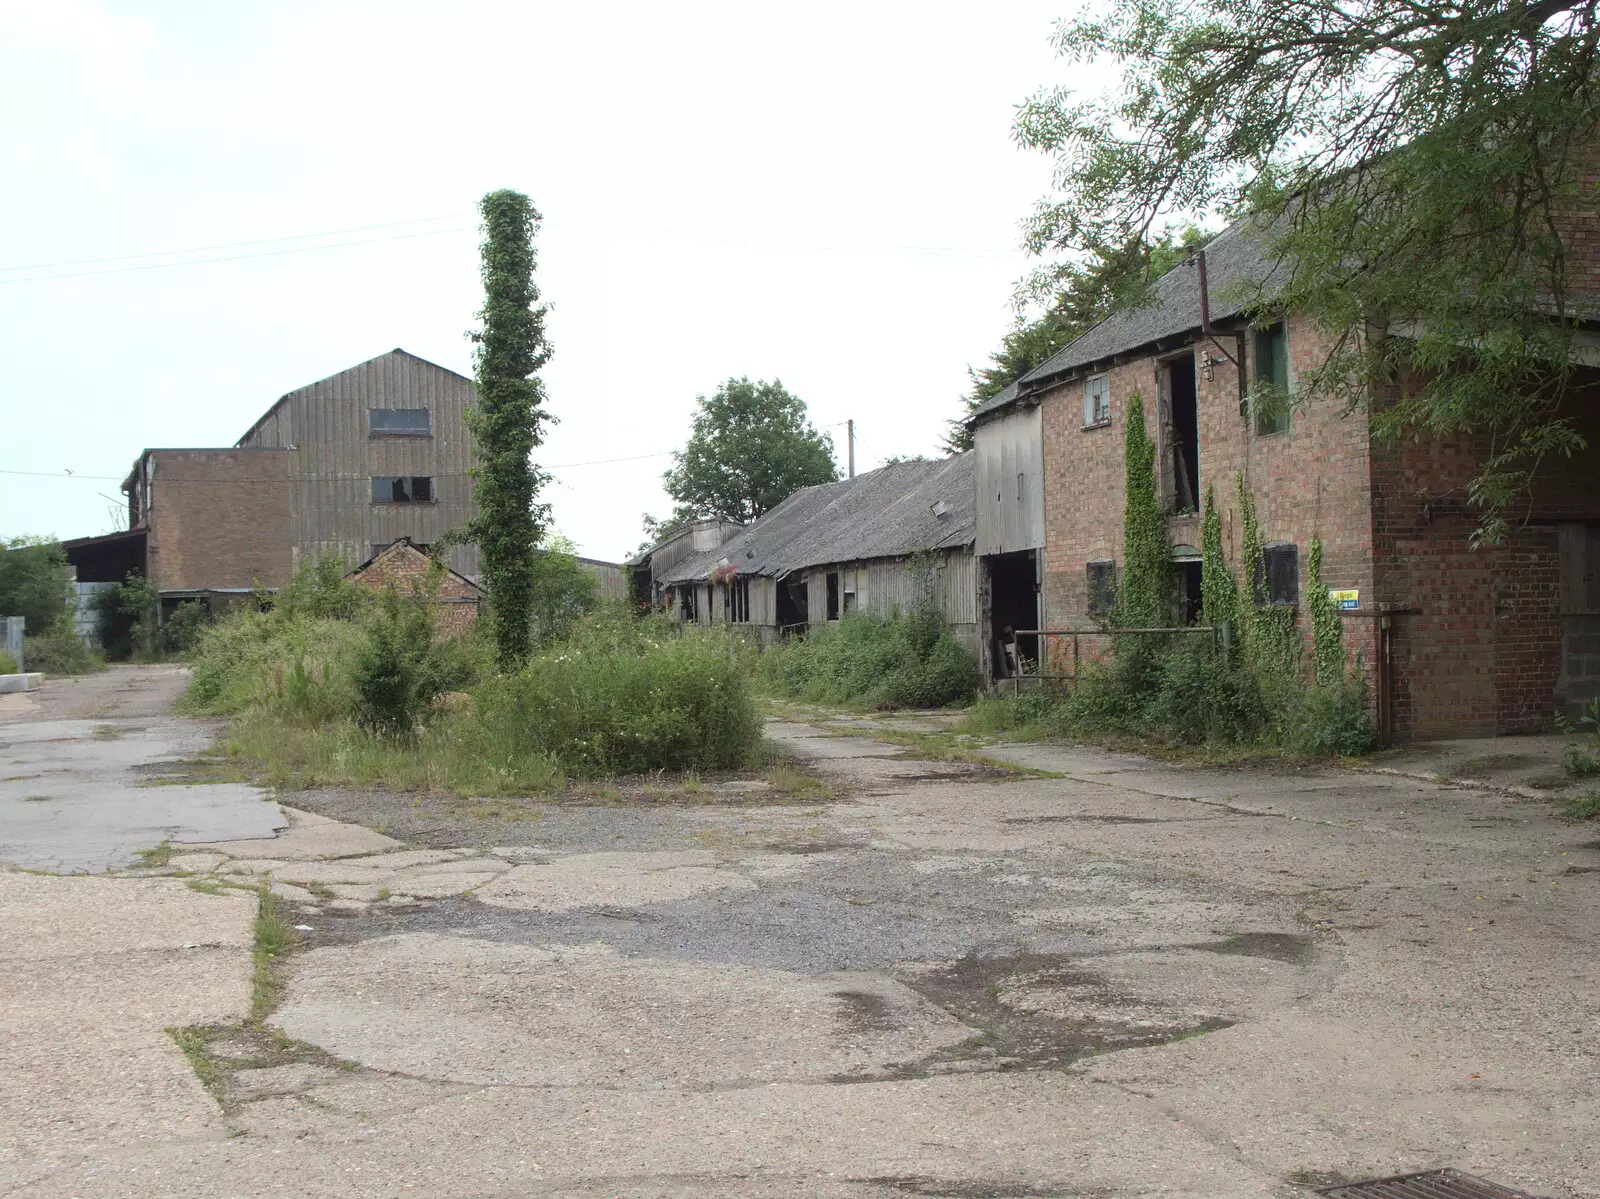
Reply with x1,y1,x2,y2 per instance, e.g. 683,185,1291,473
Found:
463,190,552,670
944,229,1206,453
659,378,837,526
0,537,72,635
1015,0,1600,541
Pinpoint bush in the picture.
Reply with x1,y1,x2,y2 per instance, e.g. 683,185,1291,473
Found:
469,618,762,774
24,625,103,675
352,588,479,736
160,601,210,657
760,610,979,709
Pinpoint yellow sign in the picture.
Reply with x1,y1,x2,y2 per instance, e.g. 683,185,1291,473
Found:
1329,589,1359,610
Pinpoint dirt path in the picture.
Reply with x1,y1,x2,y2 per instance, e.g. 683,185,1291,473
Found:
3,671,1598,1197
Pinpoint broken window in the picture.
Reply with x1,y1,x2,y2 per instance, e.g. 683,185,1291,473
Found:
1083,374,1110,426
371,476,433,503
826,572,840,621
1253,322,1291,435
1086,560,1117,617
1254,543,1300,606
369,408,432,437
842,573,858,615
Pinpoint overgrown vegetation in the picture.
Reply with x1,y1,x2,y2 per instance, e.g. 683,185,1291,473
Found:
759,609,980,710
976,419,1370,756
183,557,762,794
460,188,553,671
0,535,104,674
1560,699,1600,779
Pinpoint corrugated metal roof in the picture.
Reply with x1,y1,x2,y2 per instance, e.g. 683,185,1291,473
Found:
660,453,975,584
970,215,1287,423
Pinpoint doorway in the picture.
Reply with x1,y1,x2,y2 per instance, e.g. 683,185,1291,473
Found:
777,574,808,634
985,550,1039,678
1162,355,1199,514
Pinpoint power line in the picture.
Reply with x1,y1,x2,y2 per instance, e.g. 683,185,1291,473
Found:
0,213,469,275
0,224,475,285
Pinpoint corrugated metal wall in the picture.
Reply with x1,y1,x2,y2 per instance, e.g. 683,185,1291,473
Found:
975,406,1045,555
238,350,481,578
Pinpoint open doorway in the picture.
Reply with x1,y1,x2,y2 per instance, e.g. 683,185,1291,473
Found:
1162,355,1199,514
777,574,808,635
985,550,1039,678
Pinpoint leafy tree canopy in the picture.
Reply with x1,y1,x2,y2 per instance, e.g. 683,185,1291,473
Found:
946,228,1206,453
657,378,838,529
1016,0,1600,541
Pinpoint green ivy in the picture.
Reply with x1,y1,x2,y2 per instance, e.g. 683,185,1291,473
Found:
1234,472,1300,681
1117,390,1170,629
1306,537,1345,687
463,190,552,671
1200,483,1238,651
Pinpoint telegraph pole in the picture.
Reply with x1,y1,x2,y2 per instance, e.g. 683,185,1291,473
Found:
847,418,855,478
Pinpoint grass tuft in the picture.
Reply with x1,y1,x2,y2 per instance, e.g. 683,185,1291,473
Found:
251,889,301,1020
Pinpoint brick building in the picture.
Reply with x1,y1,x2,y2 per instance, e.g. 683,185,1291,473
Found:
970,217,1600,741
345,538,484,639
67,349,485,608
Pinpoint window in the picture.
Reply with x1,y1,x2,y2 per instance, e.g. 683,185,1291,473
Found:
729,578,751,623
371,476,433,503
1087,560,1117,617
826,572,840,621
1253,322,1291,435
680,585,698,622
369,408,432,437
1083,375,1110,426
842,573,858,615
1254,543,1300,606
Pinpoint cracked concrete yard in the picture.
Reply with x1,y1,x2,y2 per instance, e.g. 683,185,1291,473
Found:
2,667,1598,1197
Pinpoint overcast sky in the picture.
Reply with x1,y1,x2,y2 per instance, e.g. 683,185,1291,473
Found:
0,1,1085,561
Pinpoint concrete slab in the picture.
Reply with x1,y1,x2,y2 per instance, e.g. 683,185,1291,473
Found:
188,805,401,860
0,873,254,1193
474,850,758,911
0,672,42,693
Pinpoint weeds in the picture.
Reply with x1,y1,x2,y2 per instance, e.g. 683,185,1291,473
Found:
252,889,301,1019
760,610,979,710
135,840,176,868
1565,793,1600,821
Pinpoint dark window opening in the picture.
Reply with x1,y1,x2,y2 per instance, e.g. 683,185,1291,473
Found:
680,585,698,622
826,572,840,621
369,408,432,437
777,576,807,634
987,550,1039,680
372,476,433,503
1086,559,1117,619
1254,543,1300,606
1165,355,1199,514
1253,322,1291,435
1176,560,1203,625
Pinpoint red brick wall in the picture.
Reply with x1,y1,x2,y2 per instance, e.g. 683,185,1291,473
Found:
348,542,482,639
147,449,292,592
1038,312,1378,682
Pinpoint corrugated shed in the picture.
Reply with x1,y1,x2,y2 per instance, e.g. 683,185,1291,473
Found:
661,454,975,585
975,405,1045,554
236,349,481,579
969,214,1288,423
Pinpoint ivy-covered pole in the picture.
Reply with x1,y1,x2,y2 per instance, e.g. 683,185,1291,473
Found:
467,190,551,671
1117,390,1170,629
1200,484,1238,653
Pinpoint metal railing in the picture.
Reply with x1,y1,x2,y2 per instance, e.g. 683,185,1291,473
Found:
998,625,1219,694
